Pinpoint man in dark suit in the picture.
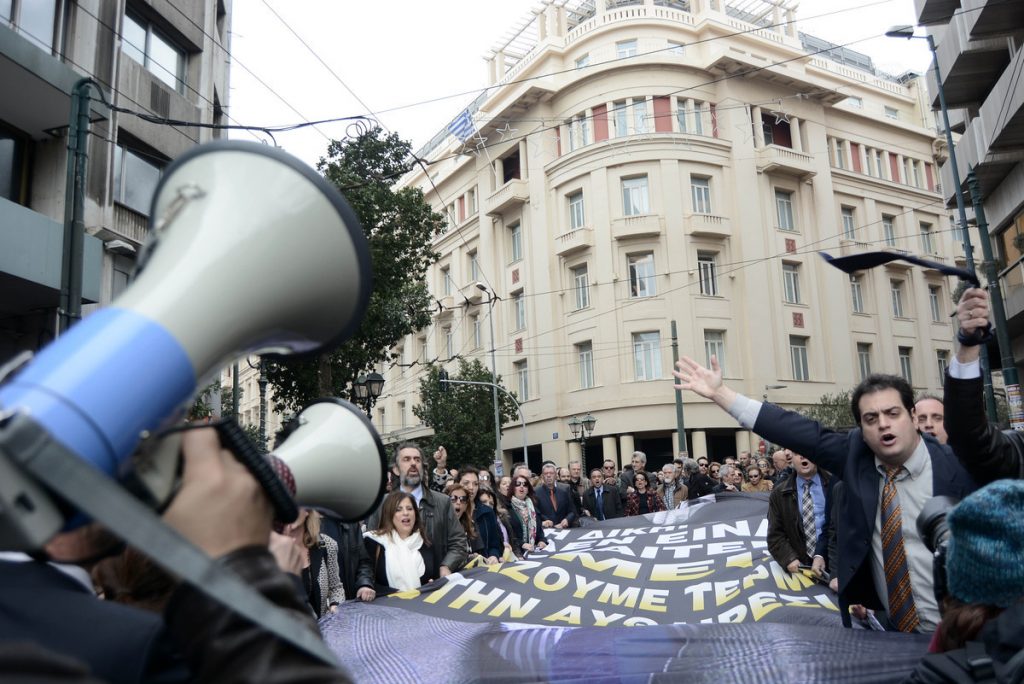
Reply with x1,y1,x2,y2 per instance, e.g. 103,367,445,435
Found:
583,468,624,520
675,355,976,633
767,452,834,577
534,462,577,529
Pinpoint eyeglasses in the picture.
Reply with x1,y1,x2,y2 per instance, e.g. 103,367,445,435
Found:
480,475,490,481
603,466,615,471
514,481,529,487
450,495,468,502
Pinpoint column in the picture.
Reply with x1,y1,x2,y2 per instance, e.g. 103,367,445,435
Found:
734,429,752,456
672,431,679,456
568,441,582,462
790,117,802,152
584,107,594,146
895,154,906,184
519,139,529,179
670,97,681,133
691,430,708,460
842,140,853,170
751,105,765,147
619,434,635,469
602,436,619,472
859,142,869,173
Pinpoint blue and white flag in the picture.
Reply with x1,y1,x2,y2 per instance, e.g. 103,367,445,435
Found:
448,109,476,143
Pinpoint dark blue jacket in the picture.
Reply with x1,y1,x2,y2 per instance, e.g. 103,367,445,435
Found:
753,403,977,627
472,503,503,559
533,482,578,527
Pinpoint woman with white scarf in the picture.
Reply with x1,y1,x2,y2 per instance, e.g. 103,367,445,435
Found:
508,475,547,558
363,491,437,594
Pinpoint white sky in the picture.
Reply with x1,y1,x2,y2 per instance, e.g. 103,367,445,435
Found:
227,0,931,168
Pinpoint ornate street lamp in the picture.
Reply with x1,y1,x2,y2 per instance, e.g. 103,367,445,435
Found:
354,371,385,417
568,413,597,472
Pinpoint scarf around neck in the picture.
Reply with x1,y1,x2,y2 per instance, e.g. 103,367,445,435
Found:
509,495,537,546
364,529,425,591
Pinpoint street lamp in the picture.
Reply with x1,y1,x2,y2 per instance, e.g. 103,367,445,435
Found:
353,371,385,418
886,25,999,418
476,282,503,464
568,412,597,473
764,384,787,402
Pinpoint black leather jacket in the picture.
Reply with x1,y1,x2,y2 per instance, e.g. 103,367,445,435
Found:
944,374,1024,484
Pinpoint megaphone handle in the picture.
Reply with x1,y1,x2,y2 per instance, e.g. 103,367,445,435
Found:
213,419,299,525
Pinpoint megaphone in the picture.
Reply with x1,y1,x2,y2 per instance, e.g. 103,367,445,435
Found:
0,140,373,549
269,398,387,522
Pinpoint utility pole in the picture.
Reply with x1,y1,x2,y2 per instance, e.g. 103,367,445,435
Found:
671,320,688,456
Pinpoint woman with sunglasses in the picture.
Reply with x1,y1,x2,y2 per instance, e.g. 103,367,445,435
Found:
708,462,722,483
446,484,481,557
508,477,546,558
624,470,666,516
742,465,772,492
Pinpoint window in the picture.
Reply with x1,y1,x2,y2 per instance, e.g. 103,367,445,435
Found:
697,251,718,296
936,349,950,381
912,162,922,188
850,275,864,313
468,187,478,215
444,327,454,359
857,343,872,381
921,222,935,254
775,190,794,230
472,315,482,349
569,114,589,151
704,330,726,374
633,332,662,381
891,280,905,318
884,106,899,120
469,252,480,281
575,54,590,69
691,177,712,214
783,263,801,304
572,264,590,310
616,39,638,58
883,215,896,246
514,360,529,400
510,223,522,262
790,336,809,381
628,253,656,298
950,216,964,245
4,0,59,52
841,207,856,240
632,98,648,134
122,12,186,93
398,401,407,429
568,191,585,230
621,176,650,216
874,150,884,178
577,342,595,389
834,141,846,169
899,346,913,384
513,291,526,330
929,286,942,322
0,125,26,202
112,143,164,215
441,267,452,295
668,40,685,55
613,101,628,137
846,96,863,108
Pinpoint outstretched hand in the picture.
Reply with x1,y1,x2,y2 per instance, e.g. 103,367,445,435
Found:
673,355,723,399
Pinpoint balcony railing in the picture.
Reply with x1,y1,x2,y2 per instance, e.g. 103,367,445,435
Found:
555,227,595,256
611,214,663,240
113,204,149,244
485,179,529,216
755,145,816,178
685,213,731,238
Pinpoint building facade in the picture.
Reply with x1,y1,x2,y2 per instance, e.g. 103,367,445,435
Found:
383,0,961,474
916,0,1024,367
1,0,231,360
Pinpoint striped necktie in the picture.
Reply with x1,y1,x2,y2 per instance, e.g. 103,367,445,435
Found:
801,479,816,557
881,466,921,633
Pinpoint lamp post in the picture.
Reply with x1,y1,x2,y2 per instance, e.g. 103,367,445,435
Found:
764,384,787,402
886,25,998,419
568,413,597,473
353,371,385,419
476,282,503,464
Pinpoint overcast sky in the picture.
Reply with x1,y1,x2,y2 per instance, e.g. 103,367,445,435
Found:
227,0,931,167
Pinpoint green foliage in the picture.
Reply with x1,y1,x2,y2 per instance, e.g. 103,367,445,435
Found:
413,359,519,471
267,126,444,412
219,384,238,420
798,389,856,429
241,422,268,455
188,381,220,420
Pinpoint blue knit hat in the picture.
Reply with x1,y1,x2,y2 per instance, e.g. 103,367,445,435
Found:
946,479,1024,607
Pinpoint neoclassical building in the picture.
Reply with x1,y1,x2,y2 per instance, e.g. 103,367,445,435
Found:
380,0,960,474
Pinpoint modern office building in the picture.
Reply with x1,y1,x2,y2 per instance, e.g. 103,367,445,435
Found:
389,0,962,473
1,1,231,359
916,0,1024,365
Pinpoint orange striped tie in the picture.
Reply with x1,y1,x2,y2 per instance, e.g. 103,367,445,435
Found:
881,466,920,632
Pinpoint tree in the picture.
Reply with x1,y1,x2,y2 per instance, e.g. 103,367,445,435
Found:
413,359,519,471
266,126,444,412
188,381,220,421
798,389,856,429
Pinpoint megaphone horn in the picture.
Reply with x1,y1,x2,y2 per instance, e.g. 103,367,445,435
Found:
270,398,387,522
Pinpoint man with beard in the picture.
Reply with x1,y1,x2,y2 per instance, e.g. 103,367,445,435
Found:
675,355,975,633
367,442,467,576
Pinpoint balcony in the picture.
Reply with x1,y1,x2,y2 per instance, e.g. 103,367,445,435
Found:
839,239,872,257
611,214,663,240
755,145,816,179
685,213,731,238
915,0,962,25
485,179,529,216
928,9,1010,109
112,204,149,245
554,227,594,257
963,0,1024,40
920,254,950,276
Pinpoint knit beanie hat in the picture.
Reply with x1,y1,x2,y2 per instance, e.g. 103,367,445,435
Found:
945,479,1024,607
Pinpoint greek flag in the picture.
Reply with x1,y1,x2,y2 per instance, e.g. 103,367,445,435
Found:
448,109,476,142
